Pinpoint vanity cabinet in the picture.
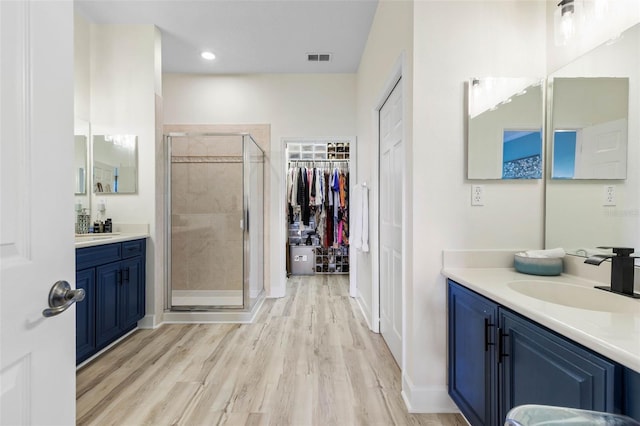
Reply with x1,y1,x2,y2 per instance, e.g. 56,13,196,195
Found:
448,280,625,426
499,309,619,421
448,281,499,426
76,239,146,364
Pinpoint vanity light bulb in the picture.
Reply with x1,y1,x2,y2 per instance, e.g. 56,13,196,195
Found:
201,51,216,61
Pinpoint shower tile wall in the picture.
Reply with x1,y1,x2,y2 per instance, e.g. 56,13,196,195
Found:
171,135,243,293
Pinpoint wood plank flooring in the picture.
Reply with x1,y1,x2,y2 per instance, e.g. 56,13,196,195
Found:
77,275,465,426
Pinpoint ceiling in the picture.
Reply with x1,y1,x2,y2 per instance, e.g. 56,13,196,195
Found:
75,0,379,74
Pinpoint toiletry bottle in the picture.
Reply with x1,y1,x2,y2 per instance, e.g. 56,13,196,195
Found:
93,221,100,233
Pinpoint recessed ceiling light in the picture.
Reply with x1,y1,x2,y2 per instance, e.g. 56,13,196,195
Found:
201,51,216,61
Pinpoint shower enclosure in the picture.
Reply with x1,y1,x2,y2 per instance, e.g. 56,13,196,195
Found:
165,133,264,316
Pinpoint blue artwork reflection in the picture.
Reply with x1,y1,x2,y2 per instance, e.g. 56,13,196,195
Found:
552,130,577,179
502,130,542,179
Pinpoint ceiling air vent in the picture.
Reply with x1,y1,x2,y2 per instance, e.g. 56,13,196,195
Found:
307,53,332,62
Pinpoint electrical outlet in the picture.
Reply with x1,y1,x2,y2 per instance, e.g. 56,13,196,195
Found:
471,185,484,206
603,185,616,206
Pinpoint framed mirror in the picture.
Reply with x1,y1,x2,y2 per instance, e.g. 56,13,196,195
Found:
550,77,629,179
74,119,90,213
74,128,88,194
467,77,544,179
545,23,639,257
93,134,138,194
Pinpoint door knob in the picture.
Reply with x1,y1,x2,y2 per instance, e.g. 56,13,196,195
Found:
42,280,85,318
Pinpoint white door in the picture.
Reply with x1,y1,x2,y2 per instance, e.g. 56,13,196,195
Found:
1,1,76,424
575,118,628,179
379,78,403,366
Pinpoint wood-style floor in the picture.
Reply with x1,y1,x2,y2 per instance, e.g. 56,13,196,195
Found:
77,275,465,426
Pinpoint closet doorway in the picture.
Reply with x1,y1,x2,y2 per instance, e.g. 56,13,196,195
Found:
379,77,403,367
284,138,355,284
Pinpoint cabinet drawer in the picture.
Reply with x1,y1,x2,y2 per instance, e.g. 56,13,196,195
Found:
122,239,144,258
76,243,121,269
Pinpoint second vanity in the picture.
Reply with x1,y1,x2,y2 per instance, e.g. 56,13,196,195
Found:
75,231,148,365
442,251,640,426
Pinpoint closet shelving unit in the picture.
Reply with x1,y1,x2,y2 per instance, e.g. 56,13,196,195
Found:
286,141,350,276
315,246,349,274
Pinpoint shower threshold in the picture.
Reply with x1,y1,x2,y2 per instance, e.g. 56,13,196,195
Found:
163,291,265,324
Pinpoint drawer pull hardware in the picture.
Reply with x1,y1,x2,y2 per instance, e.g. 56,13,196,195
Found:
498,327,509,363
42,280,85,318
484,318,495,352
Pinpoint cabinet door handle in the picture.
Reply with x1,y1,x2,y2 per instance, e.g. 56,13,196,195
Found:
117,269,122,285
484,318,495,352
497,327,509,363
123,267,130,283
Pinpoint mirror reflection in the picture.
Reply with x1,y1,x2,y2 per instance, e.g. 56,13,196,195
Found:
551,77,629,179
74,135,87,194
93,134,138,194
468,77,544,180
74,119,90,214
545,23,639,257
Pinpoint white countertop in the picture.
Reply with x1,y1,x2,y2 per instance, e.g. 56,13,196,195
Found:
75,232,149,248
442,266,640,373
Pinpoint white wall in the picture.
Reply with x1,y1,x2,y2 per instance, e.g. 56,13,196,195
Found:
162,73,357,297
89,24,162,326
409,0,547,411
74,13,90,122
354,0,414,341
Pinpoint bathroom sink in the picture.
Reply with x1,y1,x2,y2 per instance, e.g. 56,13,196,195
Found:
507,280,639,313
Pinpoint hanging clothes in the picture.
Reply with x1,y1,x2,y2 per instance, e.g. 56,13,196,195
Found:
287,162,349,248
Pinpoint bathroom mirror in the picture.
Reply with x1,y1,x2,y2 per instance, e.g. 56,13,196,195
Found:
467,77,544,179
545,23,639,256
75,131,88,194
74,119,90,212
550,77,629,179
93,134,138,194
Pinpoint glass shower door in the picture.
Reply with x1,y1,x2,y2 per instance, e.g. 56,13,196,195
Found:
169,134,244,308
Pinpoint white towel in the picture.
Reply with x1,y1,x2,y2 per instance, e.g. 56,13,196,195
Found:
519,248,566,258
350,184,369,252
351,185,362,250
361,185,369,252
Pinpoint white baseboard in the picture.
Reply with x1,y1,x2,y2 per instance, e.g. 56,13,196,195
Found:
401,373,459,413
138,314,159,329
355,290,374,331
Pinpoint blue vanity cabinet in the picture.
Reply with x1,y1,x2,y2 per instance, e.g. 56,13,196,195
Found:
624,368,640,420
120,255,145,330
499,309,621,421
448,280,499,426
95,261,125,348
447,279,625,426
76,239,146,364
75,268,96,362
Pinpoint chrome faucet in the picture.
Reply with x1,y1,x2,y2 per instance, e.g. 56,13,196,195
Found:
585,247,639,298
